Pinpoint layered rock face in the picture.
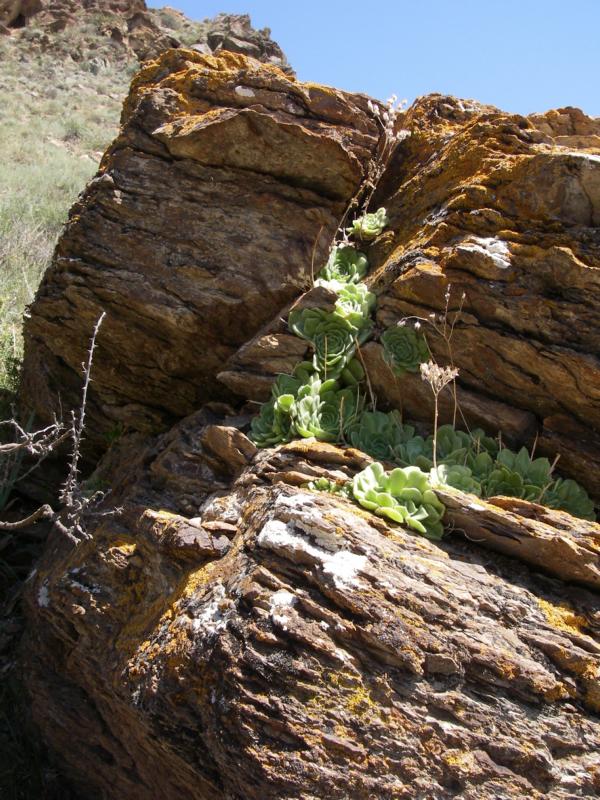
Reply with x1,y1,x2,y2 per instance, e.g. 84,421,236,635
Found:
21,49,377,451
20,52,600,800
221,95,600,501
24,416,600,799
368,97,600,500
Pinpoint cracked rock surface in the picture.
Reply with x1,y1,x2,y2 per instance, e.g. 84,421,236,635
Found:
24,421,600,799
20,49,378,453
19,56,600,799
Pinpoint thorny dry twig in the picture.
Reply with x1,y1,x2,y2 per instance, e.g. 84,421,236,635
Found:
58,311,106,543
0,312,116,542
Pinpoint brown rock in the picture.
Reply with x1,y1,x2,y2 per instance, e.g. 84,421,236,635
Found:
363,94,600,499
0,0,41,27
22,427,600,799
20,50,378,455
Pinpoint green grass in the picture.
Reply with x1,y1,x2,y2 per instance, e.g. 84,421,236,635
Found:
0,34,131,400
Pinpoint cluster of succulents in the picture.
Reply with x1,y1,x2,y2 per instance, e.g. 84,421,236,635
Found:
250,206,596,528
288,306,372,381
250,364,364,448
252,210,383,448
346,414,596,520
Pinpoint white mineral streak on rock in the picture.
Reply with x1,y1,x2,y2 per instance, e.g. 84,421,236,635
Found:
457,236,511,269
37,581,50,607
269,589,297,630
191,583,232,635
258,518,367,589
235,85,255,97
567,151,600,164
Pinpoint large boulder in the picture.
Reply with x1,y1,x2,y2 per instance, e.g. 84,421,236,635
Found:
20,49,378,454
23,416,600,798
18,52,600,800
220,95,600,501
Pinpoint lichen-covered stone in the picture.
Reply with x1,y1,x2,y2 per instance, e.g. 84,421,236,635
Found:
23,420,600,799
20,49,378,453
17,55,600,800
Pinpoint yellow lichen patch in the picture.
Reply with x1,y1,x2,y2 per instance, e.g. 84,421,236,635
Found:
547,644,599,681
584,679,600,713
181,559,224,598
540,681,574,703
346,684,376,718
107,539,137,556
537,598,589,636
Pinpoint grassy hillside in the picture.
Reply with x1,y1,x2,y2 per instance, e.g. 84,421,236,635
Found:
0,31,134,402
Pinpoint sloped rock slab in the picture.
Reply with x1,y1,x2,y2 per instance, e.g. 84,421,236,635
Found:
20,50,378,453
23,421,600,799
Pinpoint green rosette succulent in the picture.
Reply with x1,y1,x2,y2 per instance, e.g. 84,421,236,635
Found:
393,434,432,471
497,447,553,488
334,282,376,330
340,357,365,388
288,307,372,380
352,462,446,539
430,464,482,496
469,428,499,458
291,360,315,383
317,246,369,284
482,447,552,501
543,478,595,520
483,464,526,500
292,374,363,442
307,477,352,498
347,208,389,241
271,372,303,400
381,324,429,376
465,450,496,483
349,410,412,462
250,394,295,448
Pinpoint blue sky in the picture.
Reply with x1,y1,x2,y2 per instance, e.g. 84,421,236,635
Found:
148,1,600,116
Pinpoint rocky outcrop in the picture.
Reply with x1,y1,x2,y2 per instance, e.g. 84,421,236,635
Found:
23,415,600,799
0,0,42,27
219,96,600,501
0,0,144,28
19,52,600,799
367,96,600,499
2,0,293,69
199,13,292,74
20,49,378,453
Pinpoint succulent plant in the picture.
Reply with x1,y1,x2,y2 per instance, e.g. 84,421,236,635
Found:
430,464,482,495
381,324,429,376
340,357,365,387
347,207,389,241
250,395,294,448
482,447,553,501
349,410,411,462
465,450,496,483
334,282,376,329
317,245,369,284
393,434,432,471
288,307,372,380
271,372,303,400
292,374,363,442
352,462,446,539
543,478,596,520
306,477,352,498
